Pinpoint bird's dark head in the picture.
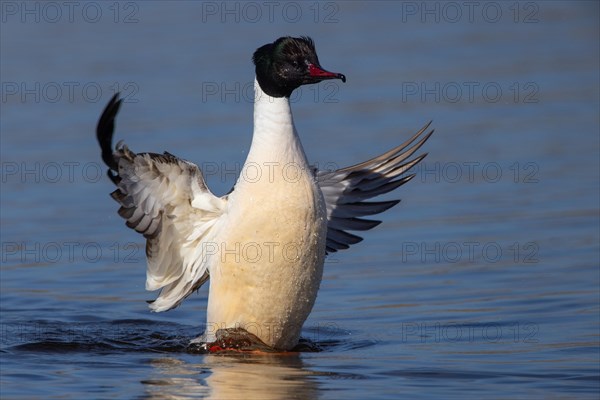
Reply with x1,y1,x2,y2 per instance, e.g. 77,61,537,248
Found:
252,36,346,98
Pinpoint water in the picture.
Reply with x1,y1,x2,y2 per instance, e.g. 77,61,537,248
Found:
1,1,599,398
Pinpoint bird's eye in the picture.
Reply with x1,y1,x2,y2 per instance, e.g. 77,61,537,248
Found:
291,60,300,68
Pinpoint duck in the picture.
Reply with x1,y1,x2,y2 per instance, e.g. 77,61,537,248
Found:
96,36,433,351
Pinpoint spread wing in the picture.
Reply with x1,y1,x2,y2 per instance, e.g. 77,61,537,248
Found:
316,122,433,253
96,93,226,312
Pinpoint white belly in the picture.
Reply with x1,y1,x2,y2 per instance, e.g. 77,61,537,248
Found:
205,168,327,349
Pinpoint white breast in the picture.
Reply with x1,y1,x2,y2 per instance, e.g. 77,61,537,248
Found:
203,81,328,350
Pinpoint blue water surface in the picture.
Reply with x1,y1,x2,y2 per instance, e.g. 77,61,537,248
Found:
1,1,599,399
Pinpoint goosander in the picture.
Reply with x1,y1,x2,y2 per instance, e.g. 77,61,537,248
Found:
96,36,433,351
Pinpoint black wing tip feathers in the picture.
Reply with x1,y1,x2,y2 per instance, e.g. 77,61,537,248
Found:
96,92,123,172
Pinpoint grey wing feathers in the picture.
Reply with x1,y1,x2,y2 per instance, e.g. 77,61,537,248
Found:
316,121,434,253
96,93,225,312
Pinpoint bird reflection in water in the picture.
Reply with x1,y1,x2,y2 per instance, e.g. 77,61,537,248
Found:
143,344,319,400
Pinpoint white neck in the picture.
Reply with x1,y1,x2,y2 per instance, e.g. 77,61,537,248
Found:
244,78,309,167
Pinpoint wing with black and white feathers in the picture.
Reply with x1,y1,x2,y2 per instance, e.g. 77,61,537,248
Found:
96,93,226,311
316,122,433,253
